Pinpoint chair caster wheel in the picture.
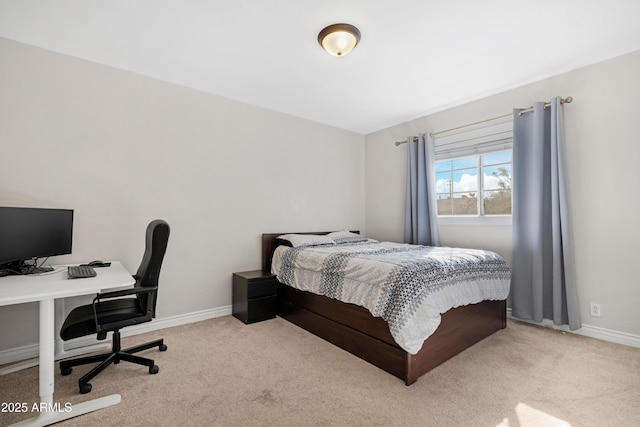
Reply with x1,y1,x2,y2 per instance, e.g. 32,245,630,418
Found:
61,367,72,376
80,383,92,394
159,344,168,352
149,365,159,374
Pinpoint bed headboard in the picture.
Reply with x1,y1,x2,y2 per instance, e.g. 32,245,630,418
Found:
261,231,359,273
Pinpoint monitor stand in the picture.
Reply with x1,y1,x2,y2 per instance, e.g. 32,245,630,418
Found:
0,261,54,276
22,265,55,274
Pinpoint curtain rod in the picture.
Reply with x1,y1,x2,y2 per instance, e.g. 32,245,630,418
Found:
394,96,573,146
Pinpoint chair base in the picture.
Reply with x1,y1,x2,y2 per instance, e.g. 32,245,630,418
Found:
60,330,167,394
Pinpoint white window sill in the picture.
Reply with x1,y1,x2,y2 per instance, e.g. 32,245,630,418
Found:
438,215,512,226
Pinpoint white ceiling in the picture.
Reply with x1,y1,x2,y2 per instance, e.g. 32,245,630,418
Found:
1,0,639,134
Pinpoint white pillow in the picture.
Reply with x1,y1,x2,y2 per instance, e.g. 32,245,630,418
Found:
276,234,336,248
327,230,370,244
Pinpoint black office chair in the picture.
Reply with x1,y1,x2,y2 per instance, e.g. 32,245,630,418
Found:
59,219,170,394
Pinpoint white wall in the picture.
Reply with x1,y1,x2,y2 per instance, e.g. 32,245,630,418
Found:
365,50,640,337
0,38,365,351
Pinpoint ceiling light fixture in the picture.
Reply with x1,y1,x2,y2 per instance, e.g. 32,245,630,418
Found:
318,23,361,57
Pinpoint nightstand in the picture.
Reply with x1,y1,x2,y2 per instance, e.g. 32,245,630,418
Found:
232,270,278,324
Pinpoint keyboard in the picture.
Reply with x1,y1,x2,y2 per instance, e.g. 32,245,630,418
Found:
68,265,97,279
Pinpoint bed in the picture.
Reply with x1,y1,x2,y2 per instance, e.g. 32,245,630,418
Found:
262,231,510,385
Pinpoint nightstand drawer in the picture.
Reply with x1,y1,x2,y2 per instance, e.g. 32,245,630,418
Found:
246,295,277,323
247,277,277,298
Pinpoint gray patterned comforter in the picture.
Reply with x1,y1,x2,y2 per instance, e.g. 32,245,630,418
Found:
272,241,511,354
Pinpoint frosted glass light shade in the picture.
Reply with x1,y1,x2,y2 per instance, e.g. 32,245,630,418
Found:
318,23,361,57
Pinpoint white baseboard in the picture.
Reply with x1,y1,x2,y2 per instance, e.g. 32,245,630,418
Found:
0,305,232,367
119,305,232,338
3,306,638,367
0,343,40,367
507,309,640,348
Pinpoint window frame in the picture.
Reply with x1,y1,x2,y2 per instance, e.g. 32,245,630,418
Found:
433,119,513,226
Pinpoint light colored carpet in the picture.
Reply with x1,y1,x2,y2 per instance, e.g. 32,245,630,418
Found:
1,316,639,426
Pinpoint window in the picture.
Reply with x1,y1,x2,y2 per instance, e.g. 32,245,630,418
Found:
435,151,512,216
433,120,512,218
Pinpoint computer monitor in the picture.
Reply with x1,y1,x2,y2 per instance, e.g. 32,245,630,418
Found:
0,206,74,274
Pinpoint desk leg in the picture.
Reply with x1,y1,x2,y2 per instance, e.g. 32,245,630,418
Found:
39,298,54,403
7,299,121,427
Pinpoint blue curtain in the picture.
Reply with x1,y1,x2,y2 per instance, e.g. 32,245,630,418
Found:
511,97,580,330
404,133,440,246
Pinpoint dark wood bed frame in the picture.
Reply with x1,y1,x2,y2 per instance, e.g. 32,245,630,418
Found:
262,232,507,385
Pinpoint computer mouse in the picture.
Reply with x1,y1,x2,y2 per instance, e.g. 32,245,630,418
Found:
87,260,111,267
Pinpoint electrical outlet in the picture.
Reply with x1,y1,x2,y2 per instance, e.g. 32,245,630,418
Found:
590,303,601,317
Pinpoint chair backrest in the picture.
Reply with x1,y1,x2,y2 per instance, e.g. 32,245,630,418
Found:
134,219,170,317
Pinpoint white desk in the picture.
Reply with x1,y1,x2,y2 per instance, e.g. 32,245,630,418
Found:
0,262,135,426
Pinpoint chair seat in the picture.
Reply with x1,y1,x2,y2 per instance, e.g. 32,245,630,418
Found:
60,298,147,341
